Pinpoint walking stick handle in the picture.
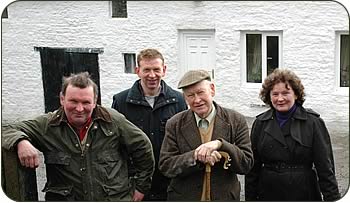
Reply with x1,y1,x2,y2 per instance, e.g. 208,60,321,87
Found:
218,151,231,169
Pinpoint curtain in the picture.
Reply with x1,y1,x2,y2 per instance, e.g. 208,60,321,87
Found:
340,35,349,87
247,34,262,83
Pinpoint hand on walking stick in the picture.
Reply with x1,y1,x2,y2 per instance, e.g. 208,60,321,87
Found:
194,140,222,163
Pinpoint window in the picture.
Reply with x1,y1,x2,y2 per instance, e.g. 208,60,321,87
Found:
243,32,282,84
112,0,127,18
123,53,136,73
335,32,349,90
340,34,349,87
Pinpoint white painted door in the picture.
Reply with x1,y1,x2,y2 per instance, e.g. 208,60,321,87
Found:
179,30,216,79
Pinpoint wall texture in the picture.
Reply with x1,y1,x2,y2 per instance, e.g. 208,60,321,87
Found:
1,1,349,125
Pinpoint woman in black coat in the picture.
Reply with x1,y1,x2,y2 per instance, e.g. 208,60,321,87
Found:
245,68,340,201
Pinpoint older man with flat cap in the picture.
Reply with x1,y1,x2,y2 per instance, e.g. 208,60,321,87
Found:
159,69,253,201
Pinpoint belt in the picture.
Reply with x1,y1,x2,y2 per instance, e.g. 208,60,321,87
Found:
262,162,311,170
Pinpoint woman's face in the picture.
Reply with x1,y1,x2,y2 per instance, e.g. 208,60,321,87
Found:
270,82,297,112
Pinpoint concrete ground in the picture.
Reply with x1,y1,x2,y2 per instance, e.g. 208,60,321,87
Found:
327,120,349,199
34,118,349,201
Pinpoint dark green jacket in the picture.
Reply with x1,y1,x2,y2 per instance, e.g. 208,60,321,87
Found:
2,105,155,201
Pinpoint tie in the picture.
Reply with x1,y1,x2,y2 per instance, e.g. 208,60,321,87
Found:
199,119,209,130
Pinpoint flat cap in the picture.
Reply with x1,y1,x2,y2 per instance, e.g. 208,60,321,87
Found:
177,69,211,89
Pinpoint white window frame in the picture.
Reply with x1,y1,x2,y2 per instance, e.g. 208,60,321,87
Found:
241,31,283,88
123,53,136,74
335,31,349,95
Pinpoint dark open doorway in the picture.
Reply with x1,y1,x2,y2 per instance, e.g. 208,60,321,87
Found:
35,47,104,113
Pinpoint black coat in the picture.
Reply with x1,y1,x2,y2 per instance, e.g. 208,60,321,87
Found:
112,80,187,200
245,105,340,201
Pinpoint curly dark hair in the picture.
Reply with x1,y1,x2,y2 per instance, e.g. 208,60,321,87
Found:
260,68,305,108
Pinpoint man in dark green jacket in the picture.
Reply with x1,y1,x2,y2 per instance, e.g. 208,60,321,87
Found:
2,72,155,201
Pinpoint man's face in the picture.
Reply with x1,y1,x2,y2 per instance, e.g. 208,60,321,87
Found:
60,85,96,129
136,58,166,94
183,80,215,118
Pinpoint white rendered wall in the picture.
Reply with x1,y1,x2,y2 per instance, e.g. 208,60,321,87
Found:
1,1,349,125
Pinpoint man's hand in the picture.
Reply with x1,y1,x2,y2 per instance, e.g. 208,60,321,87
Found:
17,139,40,168
132,189,144,201
208,150,222,166
194,140,222,163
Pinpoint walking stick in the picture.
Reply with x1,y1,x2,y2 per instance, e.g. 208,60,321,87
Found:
201,151,231,201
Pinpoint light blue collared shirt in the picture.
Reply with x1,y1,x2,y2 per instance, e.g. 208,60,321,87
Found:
194,103,216,128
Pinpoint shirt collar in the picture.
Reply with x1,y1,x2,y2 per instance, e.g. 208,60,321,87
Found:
49,105,112,126
194,103,216,127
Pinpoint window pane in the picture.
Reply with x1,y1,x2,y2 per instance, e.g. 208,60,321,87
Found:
267,36,279,76
124,53,136,74
246,34,262,83
340,34,349,87
112,0,128,18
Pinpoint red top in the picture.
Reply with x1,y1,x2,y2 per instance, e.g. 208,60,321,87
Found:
78,117,92,141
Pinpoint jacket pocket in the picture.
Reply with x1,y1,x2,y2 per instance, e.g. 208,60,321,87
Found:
101,126,117,137
42,185,74,201
95,150,125,182
167,185,183,201
101,183,130,196
230,181,240,200
100,183,132,201
159,119,168,143
44,152,71,165
160,120,166,133
96,150,120,162
95,150,130,199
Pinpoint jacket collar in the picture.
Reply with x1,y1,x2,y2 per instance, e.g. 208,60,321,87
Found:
126,79,180,109
127,79,177,98
48,105,112,126
258,104,307,121
258,105,308,146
